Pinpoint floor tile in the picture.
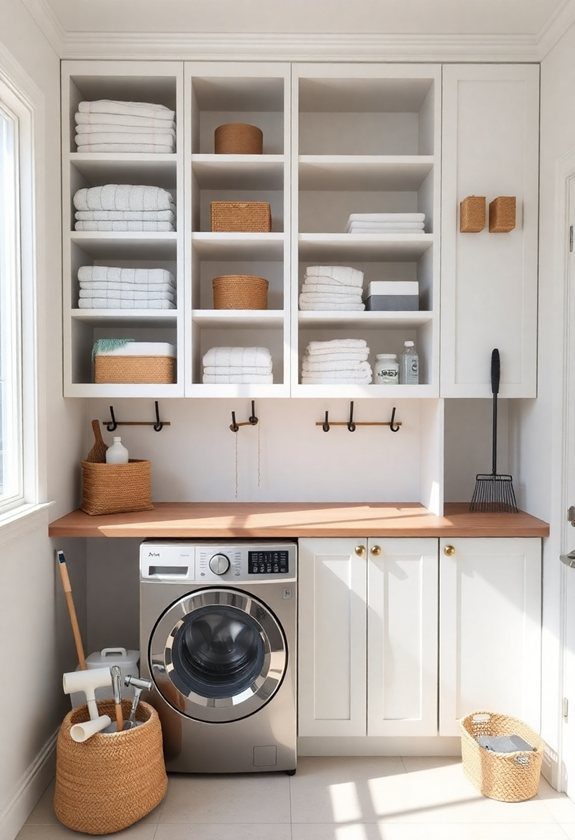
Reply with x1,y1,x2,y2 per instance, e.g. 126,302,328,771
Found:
17,823,157,839
538,777,575,822
157,771,291,824
155,825,292,840
559,826,575,839
293,825,571,840
25,782,58,824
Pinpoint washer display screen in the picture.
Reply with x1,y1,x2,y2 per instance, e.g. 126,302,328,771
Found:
248,550,289,574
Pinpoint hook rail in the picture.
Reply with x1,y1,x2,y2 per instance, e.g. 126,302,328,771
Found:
230,401,259,432
104,401,170,432
317,402,402,433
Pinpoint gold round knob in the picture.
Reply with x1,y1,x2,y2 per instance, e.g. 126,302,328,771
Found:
370,545,381,556
444,545,456,556
355,545,366,556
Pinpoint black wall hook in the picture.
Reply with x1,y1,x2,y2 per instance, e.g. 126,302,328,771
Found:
106,405,118,432
230,401,259,433
347,401,356,432
322,411,330,432
104,401,170,432
153,401,165,432
389,406,400,433
315,404,402,432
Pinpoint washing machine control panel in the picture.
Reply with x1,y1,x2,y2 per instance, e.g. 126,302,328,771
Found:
140,541,296,582
248,550,290,575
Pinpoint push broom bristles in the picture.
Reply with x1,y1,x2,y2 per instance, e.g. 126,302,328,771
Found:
470,473,518,513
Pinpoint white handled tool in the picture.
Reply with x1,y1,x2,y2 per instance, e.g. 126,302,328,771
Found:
70,714,112,743
111,665,124,732
124,675,152,729
63,667,112,721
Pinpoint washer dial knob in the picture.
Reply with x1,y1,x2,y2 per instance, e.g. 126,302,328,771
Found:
209,553,230,575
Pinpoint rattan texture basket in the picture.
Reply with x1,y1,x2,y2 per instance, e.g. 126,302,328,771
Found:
213,275,269,309
460,711,544,802
211,201,271,232
54,700,167,835
94,355,176,384
214,123,263,154
81,459,153,515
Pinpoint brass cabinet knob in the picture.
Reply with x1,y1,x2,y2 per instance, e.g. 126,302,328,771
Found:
444,544,456,557
355,545,366,557
370,545,381,556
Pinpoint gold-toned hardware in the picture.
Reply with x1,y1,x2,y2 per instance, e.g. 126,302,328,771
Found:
355,545,366,557
444,545,456,557
370,545,381,556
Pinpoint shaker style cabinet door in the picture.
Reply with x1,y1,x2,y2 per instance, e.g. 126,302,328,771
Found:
367,538,438,736
441,65,539,397
298,538,367,736
439,538,541,736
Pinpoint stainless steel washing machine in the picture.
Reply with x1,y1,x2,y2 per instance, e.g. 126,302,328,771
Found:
139,540,297,774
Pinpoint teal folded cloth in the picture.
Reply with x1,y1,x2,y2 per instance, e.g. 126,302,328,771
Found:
92,338,134,361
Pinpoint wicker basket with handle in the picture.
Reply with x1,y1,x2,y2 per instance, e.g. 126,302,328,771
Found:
215,123,263,154
54,700,167,835
213,275,269,309
81,459,153,515
211,201,271,232
459,711,544,802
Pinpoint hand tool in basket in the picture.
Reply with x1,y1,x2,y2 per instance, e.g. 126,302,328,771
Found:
124,675,153,729
86,419,108,463
111,666,124,732
470,348,518,512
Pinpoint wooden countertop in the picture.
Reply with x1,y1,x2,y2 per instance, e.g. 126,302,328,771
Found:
48,502,549,539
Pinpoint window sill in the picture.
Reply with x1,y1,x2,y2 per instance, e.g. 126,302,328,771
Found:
0,501,54,547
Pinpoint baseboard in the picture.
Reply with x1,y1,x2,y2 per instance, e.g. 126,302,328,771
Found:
0,729,58,840
298,735,461,757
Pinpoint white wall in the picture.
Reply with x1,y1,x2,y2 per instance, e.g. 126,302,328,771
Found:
0,4,85,838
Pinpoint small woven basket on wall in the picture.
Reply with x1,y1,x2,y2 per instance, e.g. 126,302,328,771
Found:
214,123,263,154
211,201,271,232
81,459,153,515
54,700,167,835
213,275,269,309
459,711,544,802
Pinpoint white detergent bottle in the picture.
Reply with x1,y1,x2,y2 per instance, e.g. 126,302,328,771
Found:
400,340,419,384
105,436,129,464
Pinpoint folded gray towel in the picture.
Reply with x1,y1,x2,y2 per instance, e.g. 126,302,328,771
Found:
476,735,534,752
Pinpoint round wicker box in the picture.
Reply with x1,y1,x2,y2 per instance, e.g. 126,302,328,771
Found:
214,123,263,154
54,700,167,835
213,275,269,309
80,459,153,515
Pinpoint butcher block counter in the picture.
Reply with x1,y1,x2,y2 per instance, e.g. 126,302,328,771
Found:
48,502,549,539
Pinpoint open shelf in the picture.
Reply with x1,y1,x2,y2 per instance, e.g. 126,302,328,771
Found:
69,232,178,259
192,310,284,328
191,154,284,189
298,233,433,261
292,383,438,398
298,311,433,329
299,156,434,191
192,232,285,259
68,153,177,183
71,309,178,326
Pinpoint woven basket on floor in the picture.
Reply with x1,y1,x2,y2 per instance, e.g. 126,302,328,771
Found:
211,201,271,232
54,700,167,835
214,123,263,154
460,711,544,802
213,275,269,309
94,355,176,384
81,459,153,515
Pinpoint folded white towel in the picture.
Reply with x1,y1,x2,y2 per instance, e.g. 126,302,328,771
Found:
75,221,175,232
76,112,176,129
75,143,174,154
346,220,424,229
300,293,363,304
203,365,272,376
76,132,175,147
74,185,174,212
80,298,176,310
76,209,175,222
301,282,363,296
300,301,366,311
203,373,274,384
79,288,175,301
78,100,175,121
79,282,176,294
303,350,369,364
301,373,373,384
96,341,176,356
76,123,176,137
347,213,425,222
78,266,174,285
302,360,372,375
347,227,425,235
307,339,367,352
305,266,364,286
203,347,272,369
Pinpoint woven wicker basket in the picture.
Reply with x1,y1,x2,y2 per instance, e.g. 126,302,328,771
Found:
213,275,269,309
460,711,544,802
460,195,486,232
81,459,153,515
94,355,176,384
215,123,263,154
211,201,271,233
54,700,167,835
489,196,516,232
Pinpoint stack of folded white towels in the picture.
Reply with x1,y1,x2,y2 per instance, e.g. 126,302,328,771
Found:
301,339,372,384
73,185,175,231
78,266,176,310
299,265,365,311
75,100,175,153
346,213,426,234
202,347,273,384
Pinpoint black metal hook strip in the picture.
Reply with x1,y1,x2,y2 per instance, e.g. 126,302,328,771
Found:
105,401,169,432
230,401,259,433
316,403,402,432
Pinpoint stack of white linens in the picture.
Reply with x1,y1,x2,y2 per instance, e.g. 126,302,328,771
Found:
346,213,425,234
75,100,175,153
299,265,365,311
301,339,372,384
78,266,176,310
202,347,273,384
73,185,175,231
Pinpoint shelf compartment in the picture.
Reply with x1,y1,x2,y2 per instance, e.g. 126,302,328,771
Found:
191,232,284,259
69,232,178,259
298,311,433,329
192,155,284,189
193,310,284,328
298,156,434,191
298,233,433,261
192,323,285,388
68,153,177,186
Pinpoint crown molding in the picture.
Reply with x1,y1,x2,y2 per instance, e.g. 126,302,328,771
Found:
537,0,575,59
58,31,542,62
19,0,66,56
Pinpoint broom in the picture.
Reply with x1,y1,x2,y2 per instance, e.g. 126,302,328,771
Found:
470,348,518,513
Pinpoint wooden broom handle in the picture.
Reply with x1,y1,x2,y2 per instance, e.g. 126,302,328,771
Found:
57,558,87,670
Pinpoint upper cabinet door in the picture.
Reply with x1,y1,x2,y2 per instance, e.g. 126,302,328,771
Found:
441,65,539,398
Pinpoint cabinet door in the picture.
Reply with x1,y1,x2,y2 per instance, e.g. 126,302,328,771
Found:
441,65,539,397
298,538,367,736
367,538,438,736
439,538,541,735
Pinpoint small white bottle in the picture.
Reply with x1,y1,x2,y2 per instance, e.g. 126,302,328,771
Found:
374,354,399,385
105,436,129,464
400,340,419,384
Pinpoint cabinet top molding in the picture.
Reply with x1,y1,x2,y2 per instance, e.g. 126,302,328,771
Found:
48,502,549,539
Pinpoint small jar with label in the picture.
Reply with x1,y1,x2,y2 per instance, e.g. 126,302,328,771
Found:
374,353,399,385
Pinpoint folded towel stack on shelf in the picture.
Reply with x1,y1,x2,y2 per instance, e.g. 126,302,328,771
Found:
75,100,176,153
202,347,274,384
301,339,372,384
73,185,176,231
78,266,176,310
346,213,426,234
299,265,365,311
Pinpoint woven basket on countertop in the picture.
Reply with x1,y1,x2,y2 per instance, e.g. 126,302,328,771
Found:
81,459,153,515
215,123,263,154
460,711,543,802
94,355,176,384
54,700,167,835
213,275,269,309
211,201,271,233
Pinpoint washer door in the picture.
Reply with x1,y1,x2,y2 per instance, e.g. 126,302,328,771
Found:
149,588,287,722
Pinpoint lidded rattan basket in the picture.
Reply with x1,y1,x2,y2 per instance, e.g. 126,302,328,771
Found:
214,123,263,154
54,700,167,835
211,201,271,232
81,459,153,515
213,275,269,309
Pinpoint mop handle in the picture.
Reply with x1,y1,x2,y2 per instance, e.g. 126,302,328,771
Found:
56,550,87,670
491,349,500,477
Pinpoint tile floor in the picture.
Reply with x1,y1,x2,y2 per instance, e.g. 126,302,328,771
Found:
17,756,575,840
